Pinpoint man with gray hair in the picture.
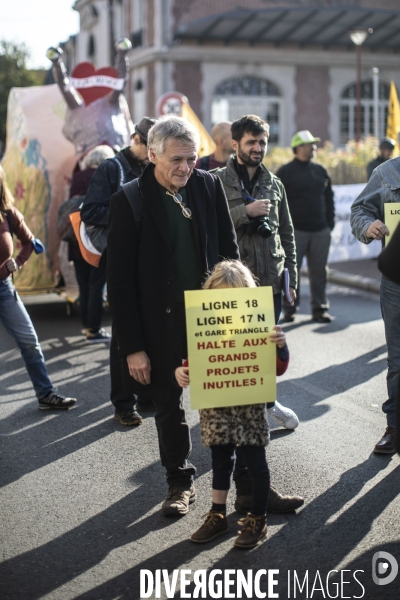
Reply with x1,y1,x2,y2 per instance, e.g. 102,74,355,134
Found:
107,115,239,516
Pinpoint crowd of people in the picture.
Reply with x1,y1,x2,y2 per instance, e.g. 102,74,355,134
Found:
1,110,398,550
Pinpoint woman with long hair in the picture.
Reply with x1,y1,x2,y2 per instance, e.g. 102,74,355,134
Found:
0,166,76,409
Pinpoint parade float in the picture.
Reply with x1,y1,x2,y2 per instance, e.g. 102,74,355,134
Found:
1,38,133,299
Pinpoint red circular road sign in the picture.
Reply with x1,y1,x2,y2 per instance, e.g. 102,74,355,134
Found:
156,91,188,116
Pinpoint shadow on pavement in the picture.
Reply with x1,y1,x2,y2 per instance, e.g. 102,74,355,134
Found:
3,453,395,599
0,460,176,599
280,344,388,424
282,280,381,334
0,334,120,488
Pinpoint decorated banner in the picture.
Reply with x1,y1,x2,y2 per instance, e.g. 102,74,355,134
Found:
329,183,380,262
185,287,276,409
66,75,125,91
0,40,134,295
384,202,400,245
1,85,76,292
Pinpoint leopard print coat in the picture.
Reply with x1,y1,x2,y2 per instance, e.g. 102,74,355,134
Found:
199,403,269,447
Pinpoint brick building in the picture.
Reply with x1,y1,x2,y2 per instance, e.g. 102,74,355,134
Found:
69,0,400,146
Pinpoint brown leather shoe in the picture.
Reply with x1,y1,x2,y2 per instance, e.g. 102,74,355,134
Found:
162,485,195,516
235,485,304,515
267,485,304,513
234,513,267,549
190,511,228,543
374,426,396,454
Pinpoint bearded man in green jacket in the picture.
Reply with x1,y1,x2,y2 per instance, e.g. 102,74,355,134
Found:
213,115,303,515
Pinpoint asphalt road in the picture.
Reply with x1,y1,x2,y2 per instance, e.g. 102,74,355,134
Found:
1,281,399,600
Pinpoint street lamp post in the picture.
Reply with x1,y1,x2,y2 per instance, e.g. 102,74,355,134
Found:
372,67,380,140
349,29,373,141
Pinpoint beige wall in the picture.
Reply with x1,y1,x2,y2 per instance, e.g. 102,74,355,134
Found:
295,66,330,143
147,63,156,116
173,62,203,120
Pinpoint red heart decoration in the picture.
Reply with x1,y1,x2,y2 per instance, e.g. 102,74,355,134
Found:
71,62,120,106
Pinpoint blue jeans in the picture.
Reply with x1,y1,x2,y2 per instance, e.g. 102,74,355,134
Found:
380,276,400,428
0,276,53,399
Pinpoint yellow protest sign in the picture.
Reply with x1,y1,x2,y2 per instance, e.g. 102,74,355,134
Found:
185,287,276,409
384,202,400,245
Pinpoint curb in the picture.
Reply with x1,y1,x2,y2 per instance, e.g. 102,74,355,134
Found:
327,270,380,294
301,268,380,294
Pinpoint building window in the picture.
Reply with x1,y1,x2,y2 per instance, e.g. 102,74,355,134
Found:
131,30,143,48
212,76,282,144
88,34,96,61
131,0,144,48
340,80,390,143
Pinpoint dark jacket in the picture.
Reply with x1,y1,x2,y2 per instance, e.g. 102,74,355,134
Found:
81,148,142,227
276,158,335,232
106,165,239,398
214,157,297,291
366,155,386,180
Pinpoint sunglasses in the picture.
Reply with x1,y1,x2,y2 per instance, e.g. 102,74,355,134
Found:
166,191,192,219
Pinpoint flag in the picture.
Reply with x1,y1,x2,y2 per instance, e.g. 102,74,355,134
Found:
181,102,216,158
386,81,400,156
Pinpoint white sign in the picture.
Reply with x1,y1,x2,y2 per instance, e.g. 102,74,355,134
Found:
329,183,380,263
66,76,125,91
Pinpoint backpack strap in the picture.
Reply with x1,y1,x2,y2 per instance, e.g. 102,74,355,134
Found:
112,157,127,190
121,179,142,234
121,173,216,235
199,155,210,171
202,171,217,207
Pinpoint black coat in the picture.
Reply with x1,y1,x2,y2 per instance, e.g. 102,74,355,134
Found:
81,148,142,227
106,164,239,398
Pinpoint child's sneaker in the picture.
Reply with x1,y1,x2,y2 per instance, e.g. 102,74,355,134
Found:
191,511,228,543
234,513,267,549
267,401,299,429
86,328,111,343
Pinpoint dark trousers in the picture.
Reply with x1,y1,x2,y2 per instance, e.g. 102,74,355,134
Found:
110,327,136,412
212,444,270,515
73,256,106,331
154,302,196,486
285,228,331,316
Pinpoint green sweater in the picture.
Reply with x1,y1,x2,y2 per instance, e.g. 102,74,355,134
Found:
158,184,202,301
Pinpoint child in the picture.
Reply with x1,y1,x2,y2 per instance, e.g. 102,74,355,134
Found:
175,260,289,549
